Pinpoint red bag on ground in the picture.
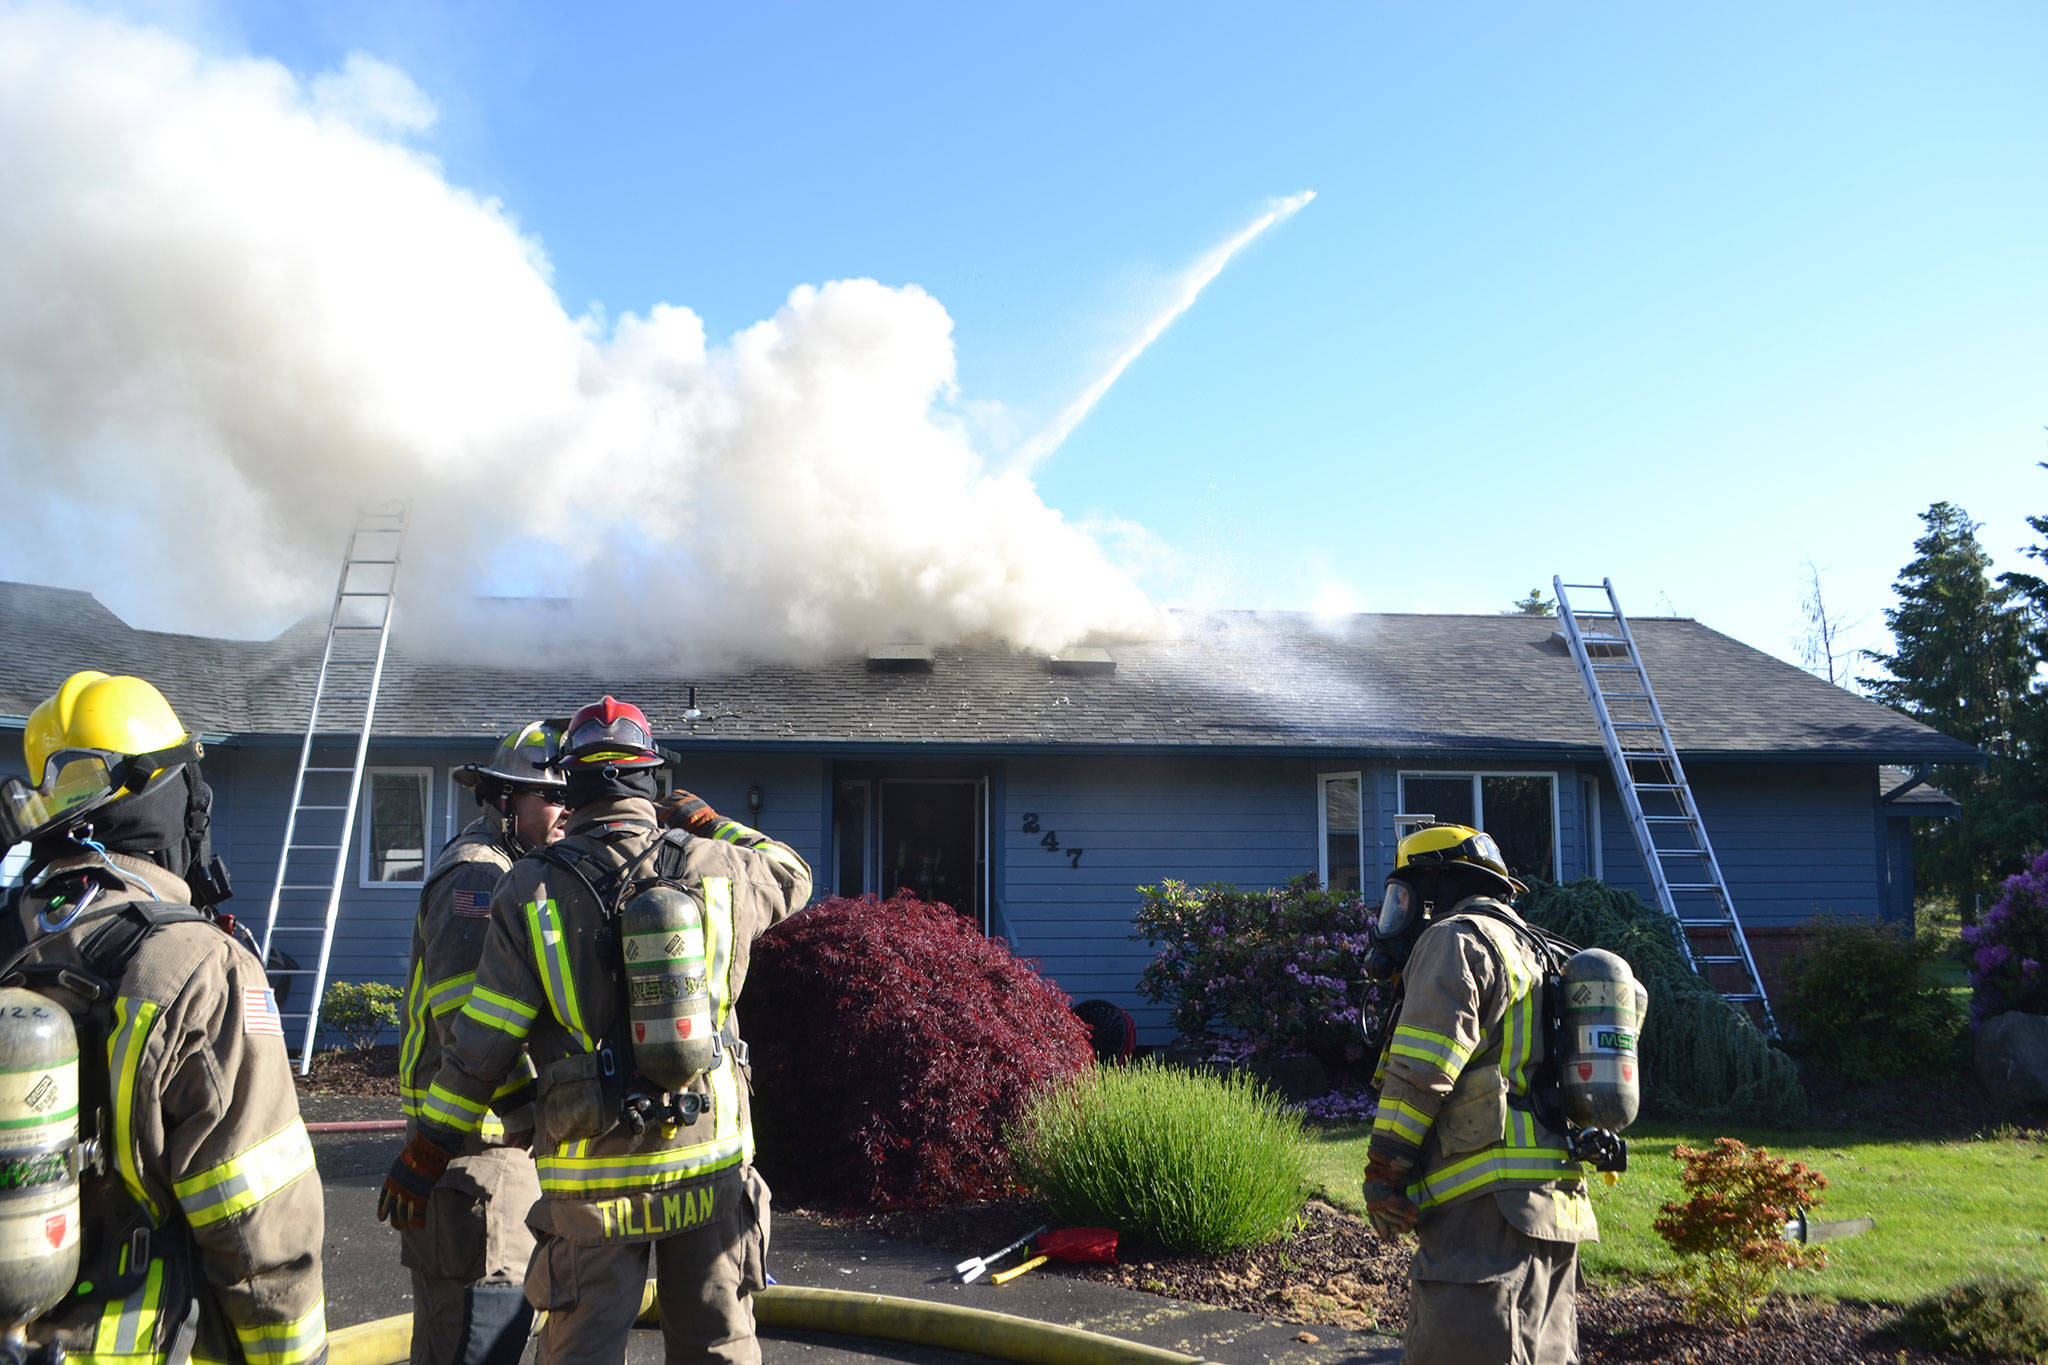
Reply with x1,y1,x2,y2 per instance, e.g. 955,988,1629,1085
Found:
1034,1227,1119,1265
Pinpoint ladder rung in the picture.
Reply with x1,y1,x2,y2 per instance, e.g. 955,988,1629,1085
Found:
289,843,342,852
1665,882,1723,892
330,625,387,632
302,766,357,774
1601,692,1651,701
276,885,335,893
1590,662,1640,670
297,804,349,811
1644,815,1692,823
1634,783,1684,792
1721,993,1764,1003
265,926,331,935
265,968,321,976
347,557,400,564
1680,918,1735,928
1610,721,1661,729
1696,955,1747,966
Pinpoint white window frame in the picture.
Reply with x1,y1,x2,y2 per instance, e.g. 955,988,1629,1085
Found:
360,766,434,888
1316,771,1365,892
1580,773,1603,880
1396,770,1562,882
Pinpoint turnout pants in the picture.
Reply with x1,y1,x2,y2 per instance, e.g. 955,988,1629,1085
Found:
1403,1193,1579,1365
400,1148,542,1365
525,1167,772,1365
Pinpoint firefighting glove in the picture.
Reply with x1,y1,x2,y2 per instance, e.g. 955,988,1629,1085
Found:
1361,1148,1420,1240
658,789,722,836
377,1126,459,1230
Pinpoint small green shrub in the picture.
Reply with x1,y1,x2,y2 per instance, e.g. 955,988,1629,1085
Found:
323,980,402,1053
1653,1137,1830,1326
1781,919,1967,1082
1894,1275,2048,1363
1008,1059,1309,1254
1519,879,1806,1123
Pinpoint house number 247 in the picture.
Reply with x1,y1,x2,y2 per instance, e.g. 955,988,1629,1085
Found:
1020,813,1083,868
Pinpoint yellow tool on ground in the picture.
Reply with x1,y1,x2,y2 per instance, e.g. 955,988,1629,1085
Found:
989,1253,1049,1285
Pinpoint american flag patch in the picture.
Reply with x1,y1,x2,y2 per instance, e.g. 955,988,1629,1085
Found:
243,987,284,1037
452,889,491,919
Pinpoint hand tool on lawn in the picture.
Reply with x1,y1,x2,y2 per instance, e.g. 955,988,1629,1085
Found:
954,1224,1049,1284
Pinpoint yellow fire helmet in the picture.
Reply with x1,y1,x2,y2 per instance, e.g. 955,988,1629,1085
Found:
5,672,201,847
1392,822,1528,898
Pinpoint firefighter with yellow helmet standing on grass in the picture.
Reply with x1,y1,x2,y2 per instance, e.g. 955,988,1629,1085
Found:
396,721,569,1365
1360,823,1596,1365
378,695,812,1365
0,671,326,1365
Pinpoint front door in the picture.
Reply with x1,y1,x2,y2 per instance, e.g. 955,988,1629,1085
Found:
833,774,989,930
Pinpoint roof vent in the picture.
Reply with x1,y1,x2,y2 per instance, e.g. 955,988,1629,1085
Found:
1046,646,1115,676
1549,629,1628,659
865,643,934,672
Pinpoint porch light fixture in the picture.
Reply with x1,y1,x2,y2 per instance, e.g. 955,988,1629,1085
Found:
747,782,764,817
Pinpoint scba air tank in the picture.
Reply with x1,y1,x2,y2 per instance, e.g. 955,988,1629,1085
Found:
0,987,80,1327
620,884,718,1089
1559,948,1648,1133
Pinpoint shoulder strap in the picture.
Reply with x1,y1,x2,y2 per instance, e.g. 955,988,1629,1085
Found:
77,901,215,982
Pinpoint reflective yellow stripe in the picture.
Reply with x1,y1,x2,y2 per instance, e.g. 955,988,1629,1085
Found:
398,958,428,1122
93,1254,163,1358
428,972,477,1017
107,998,161,1220
1371,1096,1431,1146
461,984,538,1037
1389,1023,1468,1075
423,1081,488,1133
174,1120,316,1228
526,885,593,1050
233,1296,327,1365
1413,1143,1581,1207
536,1134,748,1192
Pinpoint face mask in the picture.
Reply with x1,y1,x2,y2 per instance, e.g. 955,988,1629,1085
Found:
1363,880,1423,981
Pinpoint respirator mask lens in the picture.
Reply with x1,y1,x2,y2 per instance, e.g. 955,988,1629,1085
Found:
1376,880,1418,937
0,752,120,847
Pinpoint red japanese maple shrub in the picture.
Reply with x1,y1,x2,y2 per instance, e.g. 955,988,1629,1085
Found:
747,893,1095,1210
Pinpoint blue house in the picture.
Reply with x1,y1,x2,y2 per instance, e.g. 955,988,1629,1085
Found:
0,581,1975,1042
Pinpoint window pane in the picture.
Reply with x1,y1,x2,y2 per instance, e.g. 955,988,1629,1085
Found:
1401,776,1474,827
1322,775,1362,893
834,780,869,897
368,772,428,882
1482,775,1555,882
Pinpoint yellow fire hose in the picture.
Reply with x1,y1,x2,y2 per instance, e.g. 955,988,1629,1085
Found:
328,1282,1220,1365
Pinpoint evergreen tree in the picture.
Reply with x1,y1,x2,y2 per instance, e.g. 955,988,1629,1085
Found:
1509,588,1555,616
1861,502,2035,915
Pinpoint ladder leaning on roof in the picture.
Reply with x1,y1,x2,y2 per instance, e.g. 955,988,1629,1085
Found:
1552,575,1779,1038
259,502,408,1074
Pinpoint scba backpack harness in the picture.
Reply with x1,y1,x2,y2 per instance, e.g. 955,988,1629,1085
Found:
535,826,741,1136
1372,904,1648,1174
0,877,247,1365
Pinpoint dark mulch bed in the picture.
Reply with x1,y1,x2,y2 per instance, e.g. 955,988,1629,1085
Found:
809,1196,1987,1365
295,1043,401,1098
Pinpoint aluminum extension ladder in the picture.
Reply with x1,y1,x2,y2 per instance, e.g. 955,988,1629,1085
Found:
1552,576,1778,1037
260,503,408,1073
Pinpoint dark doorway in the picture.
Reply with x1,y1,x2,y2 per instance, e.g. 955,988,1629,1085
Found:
833,775,989,930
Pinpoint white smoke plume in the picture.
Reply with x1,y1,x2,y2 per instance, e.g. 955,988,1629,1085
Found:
0,3,1164,666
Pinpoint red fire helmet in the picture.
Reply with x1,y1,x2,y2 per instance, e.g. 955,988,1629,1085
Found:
561,695,663,769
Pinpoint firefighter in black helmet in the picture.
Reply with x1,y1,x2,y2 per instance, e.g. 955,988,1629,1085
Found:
1361,823,1595,1365
395,721,566,1365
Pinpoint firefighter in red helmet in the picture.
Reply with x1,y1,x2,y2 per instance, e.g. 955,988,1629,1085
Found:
380,696,811,1365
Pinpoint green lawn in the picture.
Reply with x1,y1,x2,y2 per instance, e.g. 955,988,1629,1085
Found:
1305,1122,2048,1306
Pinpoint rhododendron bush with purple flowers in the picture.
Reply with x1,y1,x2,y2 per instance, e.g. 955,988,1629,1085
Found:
1964,849,2048,1023
1133,876,1385,1081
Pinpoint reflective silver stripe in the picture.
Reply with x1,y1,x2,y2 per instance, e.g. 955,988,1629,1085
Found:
174,1121,317,1227
525,885,593,1049
536,1133,748,1191
428,972,475,1017
462,986,536,1037
234,1296,327,1365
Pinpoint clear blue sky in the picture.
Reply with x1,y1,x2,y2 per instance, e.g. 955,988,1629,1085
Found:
48,2,2048,669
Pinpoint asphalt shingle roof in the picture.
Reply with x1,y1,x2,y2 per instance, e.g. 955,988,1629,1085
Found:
0,581,1981,763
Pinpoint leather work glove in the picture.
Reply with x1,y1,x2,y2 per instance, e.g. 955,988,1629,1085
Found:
1361,1148,1420,1241
377,1127,459,1231
658,789,722,836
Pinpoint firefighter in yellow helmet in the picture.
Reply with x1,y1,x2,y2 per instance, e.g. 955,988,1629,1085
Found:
378,696,812,1365
0,672,326,1365
395,721,568,1365
1360,823,1595,1365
